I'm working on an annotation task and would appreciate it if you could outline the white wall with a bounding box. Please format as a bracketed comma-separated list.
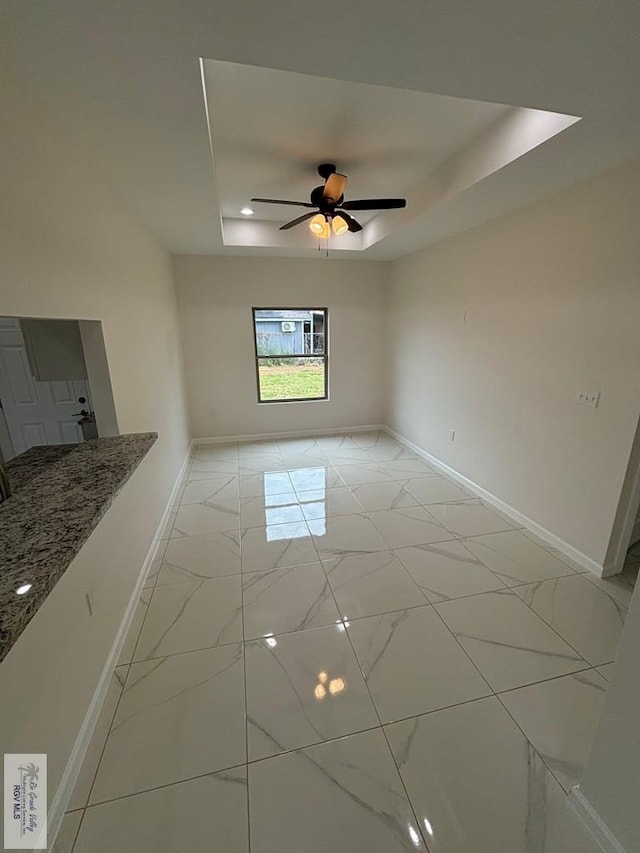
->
[579, 577, 640, 851]
[173, 255, 389, 438]
[386, 159, 640, 569]
[0, 63, 189, 461]
[0, 58, 190, 813]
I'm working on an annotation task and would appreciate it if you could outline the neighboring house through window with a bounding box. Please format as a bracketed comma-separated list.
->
[252, 308, 328, 402]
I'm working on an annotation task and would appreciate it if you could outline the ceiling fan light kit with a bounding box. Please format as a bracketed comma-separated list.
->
[331, 214, 349, 236]
[309, 212, 330, 238]
[250, 163, 406, 241]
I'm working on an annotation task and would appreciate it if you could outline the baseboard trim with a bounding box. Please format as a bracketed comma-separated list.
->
[384, 426, 606, 577]
[193, 424, 386, 445]
[47, 443, 192, 843]
[569, 788, 627, 853]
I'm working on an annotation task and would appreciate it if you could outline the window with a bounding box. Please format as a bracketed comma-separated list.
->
[252, 308, 328, 403]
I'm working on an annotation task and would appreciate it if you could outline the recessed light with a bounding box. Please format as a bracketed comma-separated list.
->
[241, 207, 254, 216]
[16, 583, 32, 596]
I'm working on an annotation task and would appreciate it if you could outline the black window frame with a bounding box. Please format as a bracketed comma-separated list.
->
[252, 307, 329, 404]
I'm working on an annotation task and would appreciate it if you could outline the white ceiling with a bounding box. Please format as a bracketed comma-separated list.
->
[204, 60, 576, 253]
[205, 60, 509, 223]
[2, 1, 639, 260]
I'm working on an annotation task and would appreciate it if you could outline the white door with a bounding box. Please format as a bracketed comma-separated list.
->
[0, 318, 91, 459]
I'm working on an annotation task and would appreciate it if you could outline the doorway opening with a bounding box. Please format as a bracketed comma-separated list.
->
[600, 408, 640, 609]
[0, 316, 118, 461]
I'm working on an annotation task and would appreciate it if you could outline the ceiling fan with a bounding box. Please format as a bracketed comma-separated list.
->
[250, 163, 406, 238]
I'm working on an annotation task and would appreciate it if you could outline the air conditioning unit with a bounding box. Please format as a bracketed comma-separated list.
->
[281, 321, 296, 332]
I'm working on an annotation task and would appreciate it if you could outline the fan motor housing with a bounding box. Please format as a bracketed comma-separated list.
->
[310, 185, 343, 211]
[317, 163, 337, 180]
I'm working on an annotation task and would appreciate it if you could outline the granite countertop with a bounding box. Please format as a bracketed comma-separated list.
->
[0, 433, 157, 663]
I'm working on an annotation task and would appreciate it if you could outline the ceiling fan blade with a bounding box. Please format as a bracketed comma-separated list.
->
[336, 211, 362, 233]
[341, 198, 407, 211]
[251, 198, 315, 208]
[279, 211, 317, 230]
[323, 172, 347, 203]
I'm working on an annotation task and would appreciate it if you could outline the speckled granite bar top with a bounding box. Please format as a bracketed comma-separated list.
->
[0, 433, 157, 663]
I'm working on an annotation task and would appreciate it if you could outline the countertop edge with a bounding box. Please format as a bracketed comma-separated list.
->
[0, 432, 158, 663]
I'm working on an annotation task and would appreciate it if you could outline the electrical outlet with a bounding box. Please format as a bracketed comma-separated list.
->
[449, 429, 455, 442]
[575, 390, 601, 409]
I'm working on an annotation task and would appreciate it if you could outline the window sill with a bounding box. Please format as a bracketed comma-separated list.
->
[257, 397, 330, 405]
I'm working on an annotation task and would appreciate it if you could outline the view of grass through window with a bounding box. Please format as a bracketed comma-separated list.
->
[253, 308, 327, 402]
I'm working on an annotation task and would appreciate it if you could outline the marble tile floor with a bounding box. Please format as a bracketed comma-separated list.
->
[58, 433, 638, 852]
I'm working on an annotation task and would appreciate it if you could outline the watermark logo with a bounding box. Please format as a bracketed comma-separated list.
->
[4, 754, 47, 849]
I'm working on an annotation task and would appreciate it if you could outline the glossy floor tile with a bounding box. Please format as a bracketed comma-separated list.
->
[245, 624, 378, 761]
[133, 576, 242, 660]
[322, 445, 371, 463]
[76, 768, 249, 853]
[239, 470, 294, 498]
[286, 452, 336, 470]
[192, 444, 238, 460]
[402, 475, 471, 505]
[331, 462, 392, 486]
[242, 494, 305, 527]
[157, 530, 241, 584]
[348, 606, 491, 722]
[500, 670, 608, 792]
[280, 436, 328, 454]
[427, 499, 516, 538]
[242, 563, 339, 639]
[395, 540, 506, 602]
[239, 454, 286, 475]
[310, 513, 389, 558]
[379, 458, 438, 477]
[365, 444, 418, 462]
[462, 529, 578, 586]
[91, 645, 245, 803]
[71, 435, 630, 851]
[239, 492, 300, 528]
[68, 667, 128, 811]
[596, 662, 615, 681]
[513, 574, 626, 665]
[583, 561, 638, 610]
[386, 697, 569, 853]
[350, 430, 397, 448]
[190, 446, 239, 463]
[171, 500, 240, 536]
[180, 474, 239, 505]
[52, 811, 82, 853]
[543, 797, 609, 853]
[240, 522, 319, 571]
[289, 465, 346, 491]
[117, 589, 151, 666]
[520, 528, 587, 572]
[158, 506, 178, 539]
[143, 539, 167, 588]
[239, 440, 280, 456]
[298, 485, 363, 519]
[249, 728, 427, 852]
[324, 550, 427, 619]
[188, 457, 239, 478]
[349, 480, 417, 511]
[366, 505, 453, 548]
[436, 590, 586, 691]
